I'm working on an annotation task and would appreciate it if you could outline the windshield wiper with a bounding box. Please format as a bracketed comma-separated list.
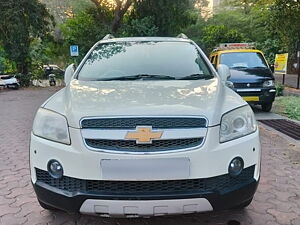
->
[96, 74, 176, 81]
[250, 66, 268, 69]
[230, 66, 248, 69]
[178, 74, 214, 80]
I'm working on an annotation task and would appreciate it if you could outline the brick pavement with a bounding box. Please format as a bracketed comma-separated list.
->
[0, 87, 299, 225]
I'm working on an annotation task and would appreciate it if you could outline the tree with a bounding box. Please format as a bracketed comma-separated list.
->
[201, 25, 245, 53]
[60, 8, 112, 62]
[0, 0, 53, 74]
[223, 0, 260, 14]
[90, 0, 133, 33]
[269, 0, 300, 70]
[131, 0, 197, 36]
[124, 16, 158, 37]
[0, 46, 15, 74]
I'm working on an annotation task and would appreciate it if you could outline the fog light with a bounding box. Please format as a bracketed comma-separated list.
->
[47, 160, 63, 179]
[228, 157, 244, 177]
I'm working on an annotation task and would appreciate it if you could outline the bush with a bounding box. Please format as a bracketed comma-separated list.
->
[275, 83, 284, 96]
[15, 73, 32, 87]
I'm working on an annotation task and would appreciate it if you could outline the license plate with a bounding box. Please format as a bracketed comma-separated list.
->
[243, 96, 259, 101]
[101, 158, 190, 180]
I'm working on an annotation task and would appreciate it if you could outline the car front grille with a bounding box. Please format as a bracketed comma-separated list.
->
[81, 117, 207, 152]
[234, 83, 262, 88]
[36, 166, 255, 197]
[85, 138, 203, 152]
[81, 117, 207, 129]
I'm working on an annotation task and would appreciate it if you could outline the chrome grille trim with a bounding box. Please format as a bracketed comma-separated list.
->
[80, 116, 208, 154]
[81, 127, 207, 140]
[85, 138, 204, 152]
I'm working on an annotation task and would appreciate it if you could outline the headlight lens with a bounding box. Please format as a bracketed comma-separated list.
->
[32, 108, 70, 144]
[263, 80, 274, 87]
[220, 105, 257, 143]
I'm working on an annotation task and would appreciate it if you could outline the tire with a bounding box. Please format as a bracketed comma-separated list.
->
[233, 198, 253, 209]
[261, 103, 272, 112]
[38, 200, 56, 210]
[12, 84, 19, 90]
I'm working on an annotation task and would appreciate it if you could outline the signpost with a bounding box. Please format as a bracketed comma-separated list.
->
[297, 51, 300, 89]
[274, 53, 288, 84]
[70, 45, 79, 57]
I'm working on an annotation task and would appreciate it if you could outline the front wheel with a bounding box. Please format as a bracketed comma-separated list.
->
[261, 103, 273, 112]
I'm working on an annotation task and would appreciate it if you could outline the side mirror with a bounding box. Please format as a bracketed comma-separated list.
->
[217, 64, 231, 82]
[64, 64, 75, 85]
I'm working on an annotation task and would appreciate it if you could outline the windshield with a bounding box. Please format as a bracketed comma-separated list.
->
[77, 41, 213, 81]
[220, 52, 268, 69]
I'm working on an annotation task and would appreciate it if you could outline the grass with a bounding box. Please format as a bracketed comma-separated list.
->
[273, 96, 300, 121]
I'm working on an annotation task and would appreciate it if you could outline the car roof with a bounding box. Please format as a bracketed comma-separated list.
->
[98, 36, 192, 44]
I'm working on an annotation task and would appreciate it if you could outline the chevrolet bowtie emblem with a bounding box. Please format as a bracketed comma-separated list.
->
[125, 126, 163, 144]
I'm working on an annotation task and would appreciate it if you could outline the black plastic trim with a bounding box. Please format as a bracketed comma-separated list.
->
[33, 178, 259, 213]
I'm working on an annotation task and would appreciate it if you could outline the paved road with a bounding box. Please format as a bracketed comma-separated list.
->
[0, 87, 300, 225]
[274, 73, 300, 89]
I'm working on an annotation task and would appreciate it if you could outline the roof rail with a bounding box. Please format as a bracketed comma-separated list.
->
[102, 34, 115, 40]
[215, 43, 256, 51]
[176, 33, 189, 39]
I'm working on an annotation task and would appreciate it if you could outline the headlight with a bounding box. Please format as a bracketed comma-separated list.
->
[32, 108, 70, 144]
[263, 80, 274, 87]
[220, 105, 257, 143]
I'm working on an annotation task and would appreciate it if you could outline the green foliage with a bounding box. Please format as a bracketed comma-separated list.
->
[60, 8, 111, 62]
[132, 0, 197, 36]
[0, 46, 15, 74]
[182, 18, 206, 47]
[223, 0, 260, 14]
[201, 25, 245, 53]
[183, 1, 294, 63]
[275, 83, 284, 96]
[15, 73, 32, 87]
[124, 16, 158, 37]
[39, 0, 93, 24]
[274, 96, 300, 121]
[256, 39, 284, 64]
[0, 0, 54, 74]
[269, 0, 300, 69]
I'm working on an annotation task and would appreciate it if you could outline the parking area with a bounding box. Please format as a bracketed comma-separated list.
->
[0, 87, 299, 225]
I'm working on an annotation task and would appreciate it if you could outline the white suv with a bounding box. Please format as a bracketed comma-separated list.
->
[30, 35, 260, 217]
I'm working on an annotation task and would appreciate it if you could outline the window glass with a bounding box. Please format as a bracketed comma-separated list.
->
[220, 52, 268, 69]
[77, 41, 213, 81]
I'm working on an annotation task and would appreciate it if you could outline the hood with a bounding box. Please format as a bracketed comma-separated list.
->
[43, 79, 246, 128]
[229, 68, 274, 83]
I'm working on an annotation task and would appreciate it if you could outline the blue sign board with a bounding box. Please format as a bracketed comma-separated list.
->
[70, 45, 79, 56]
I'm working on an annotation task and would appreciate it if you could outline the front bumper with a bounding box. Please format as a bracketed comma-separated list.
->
[235, 88, 276, 104]
[33, 173, 258, 216]
[30, 126, 261, 216]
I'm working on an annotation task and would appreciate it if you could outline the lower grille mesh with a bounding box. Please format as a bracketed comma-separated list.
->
[36, 166, 255, 196]
[85, 138, 203, 152]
